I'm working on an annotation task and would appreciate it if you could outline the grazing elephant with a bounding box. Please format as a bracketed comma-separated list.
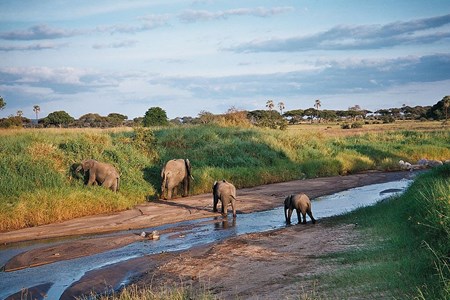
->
[213, 180, 237, 218]
[161, 159, 193, 200]
[284, 193, 316, 225]
[76, 159, 120, 192]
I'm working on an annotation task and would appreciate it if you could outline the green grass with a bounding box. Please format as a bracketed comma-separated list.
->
[0, 124, 449, 231]
[316, 164, 450, 299]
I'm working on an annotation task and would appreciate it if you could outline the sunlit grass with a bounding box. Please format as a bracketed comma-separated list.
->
[0, 123, 449, 231]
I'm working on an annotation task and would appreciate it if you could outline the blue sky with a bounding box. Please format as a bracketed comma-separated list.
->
[1, 0, 450, 120]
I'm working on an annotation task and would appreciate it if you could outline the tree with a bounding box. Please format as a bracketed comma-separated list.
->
[266, 100, 274, 111]
[443, 96, 450, 123]
[44, 111, 74, 127]
[33, 105, 40, 123]
[247, 110, 287, 130]
[16, 110, 23, 117]
[143, 107, 169, 127]
[197, 110, 216, 124]
[107, 113, 128, 126]
[278, 102, 285, 114]
[284, 109, 304, 124]
[425, 96, 450, 121]
[0, 96, 5, 110]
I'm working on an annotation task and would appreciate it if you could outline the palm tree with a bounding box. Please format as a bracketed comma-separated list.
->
[33, 105, 40, 124]
[266, 100, 274, 111]
[314, 99, 321, 110]
[278, 102, 285, 114]
[314, 99, 321, 122]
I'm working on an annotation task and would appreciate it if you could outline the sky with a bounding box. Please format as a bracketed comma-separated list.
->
[1, 0, 450, 120]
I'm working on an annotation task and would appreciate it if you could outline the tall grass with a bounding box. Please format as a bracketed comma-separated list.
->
[1, 125, 449, 231]
[318, 164, 450, 299]
[79, 284, 216, 300]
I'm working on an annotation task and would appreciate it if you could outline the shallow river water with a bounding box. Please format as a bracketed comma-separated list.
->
[0, 179, 411, 299]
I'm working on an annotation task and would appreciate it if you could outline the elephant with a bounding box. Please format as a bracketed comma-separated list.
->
[284, 193, 316, 225]
[213, 180, 237, 218]
[160, 159, 193, 200]
[75, 159, 120, 192]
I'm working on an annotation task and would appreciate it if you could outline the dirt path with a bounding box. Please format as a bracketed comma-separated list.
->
[1, 170, 414, 300]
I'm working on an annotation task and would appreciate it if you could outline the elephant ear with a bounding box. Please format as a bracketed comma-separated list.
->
[83, 159, 95, 171]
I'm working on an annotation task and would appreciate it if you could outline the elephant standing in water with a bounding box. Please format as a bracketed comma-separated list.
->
[284, 193, 316, 224]
[213, 180, 237, 218]
[161, 159, 193, 200]
[76, 159, 120, 192]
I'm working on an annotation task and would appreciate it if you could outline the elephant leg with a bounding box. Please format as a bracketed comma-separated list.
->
[230, 197, 236, 218]
[173, 186, 178, 198]
[222, 198, 229, 216]
[213, 196, 219, 212]
[307, 210, 316, 224]
[110, 178, 118, 192]
[301, 212, 307, 224]
[167, 186, 173, 200]
[287, 209, 293, 224]
[182, 178, 188, 197]
[87, 172, 96, 186]
[101, 177, 113, 190]
[296, 209, 302, 224]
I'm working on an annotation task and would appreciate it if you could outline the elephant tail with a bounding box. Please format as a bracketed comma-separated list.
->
[162, 171, 170, 190]
[184, 159, 194, 181]
[116, 176, 120, 192]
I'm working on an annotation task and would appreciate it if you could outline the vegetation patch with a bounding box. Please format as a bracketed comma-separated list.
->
[316, 165, 450, 299]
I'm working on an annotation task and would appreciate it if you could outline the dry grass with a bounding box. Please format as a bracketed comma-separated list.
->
[287, 120, 448, 137]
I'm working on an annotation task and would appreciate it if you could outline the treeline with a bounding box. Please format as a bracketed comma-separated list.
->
[1, 96, 449, 129]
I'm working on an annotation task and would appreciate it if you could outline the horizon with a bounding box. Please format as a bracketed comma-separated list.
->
[1, 1, 450, 120]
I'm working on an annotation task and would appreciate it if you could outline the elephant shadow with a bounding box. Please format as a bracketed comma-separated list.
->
[143, 165, 163, 199]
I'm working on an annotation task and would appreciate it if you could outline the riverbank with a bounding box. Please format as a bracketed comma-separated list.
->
[98, 166, 449, 300]
[0, 170, 411, 245]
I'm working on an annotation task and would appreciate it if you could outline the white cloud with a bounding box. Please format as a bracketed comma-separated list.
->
[178, 6, 294, 22]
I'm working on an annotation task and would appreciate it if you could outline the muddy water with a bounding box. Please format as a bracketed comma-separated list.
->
[0, 179, 411, 299]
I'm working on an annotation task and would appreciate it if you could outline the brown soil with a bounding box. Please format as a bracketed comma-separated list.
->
[1, 171, 413, 299]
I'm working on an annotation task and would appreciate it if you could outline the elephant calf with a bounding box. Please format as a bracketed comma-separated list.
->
[284, 193, 316, 225]
[76, 159, 120, 192]
[213, 180, 237, 218]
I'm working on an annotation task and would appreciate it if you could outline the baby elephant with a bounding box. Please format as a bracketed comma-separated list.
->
[213, 180, 237, 218]
[76, 159, 120, 192]
[284, 193, 316, 225]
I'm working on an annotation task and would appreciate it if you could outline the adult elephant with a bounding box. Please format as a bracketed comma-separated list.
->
[76, 159, 120, 192]
[213, 180, 237, 218]
[284, 193, 316, 224]
[160, 159, 193, 200]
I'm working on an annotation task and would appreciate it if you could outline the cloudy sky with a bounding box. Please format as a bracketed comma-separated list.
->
[1, 0, 450, 120]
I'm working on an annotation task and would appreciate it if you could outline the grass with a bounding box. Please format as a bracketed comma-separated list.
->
[315, 164, 450, 299]
[0, 122, 449, 231]
[78, 283, 216, 300]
